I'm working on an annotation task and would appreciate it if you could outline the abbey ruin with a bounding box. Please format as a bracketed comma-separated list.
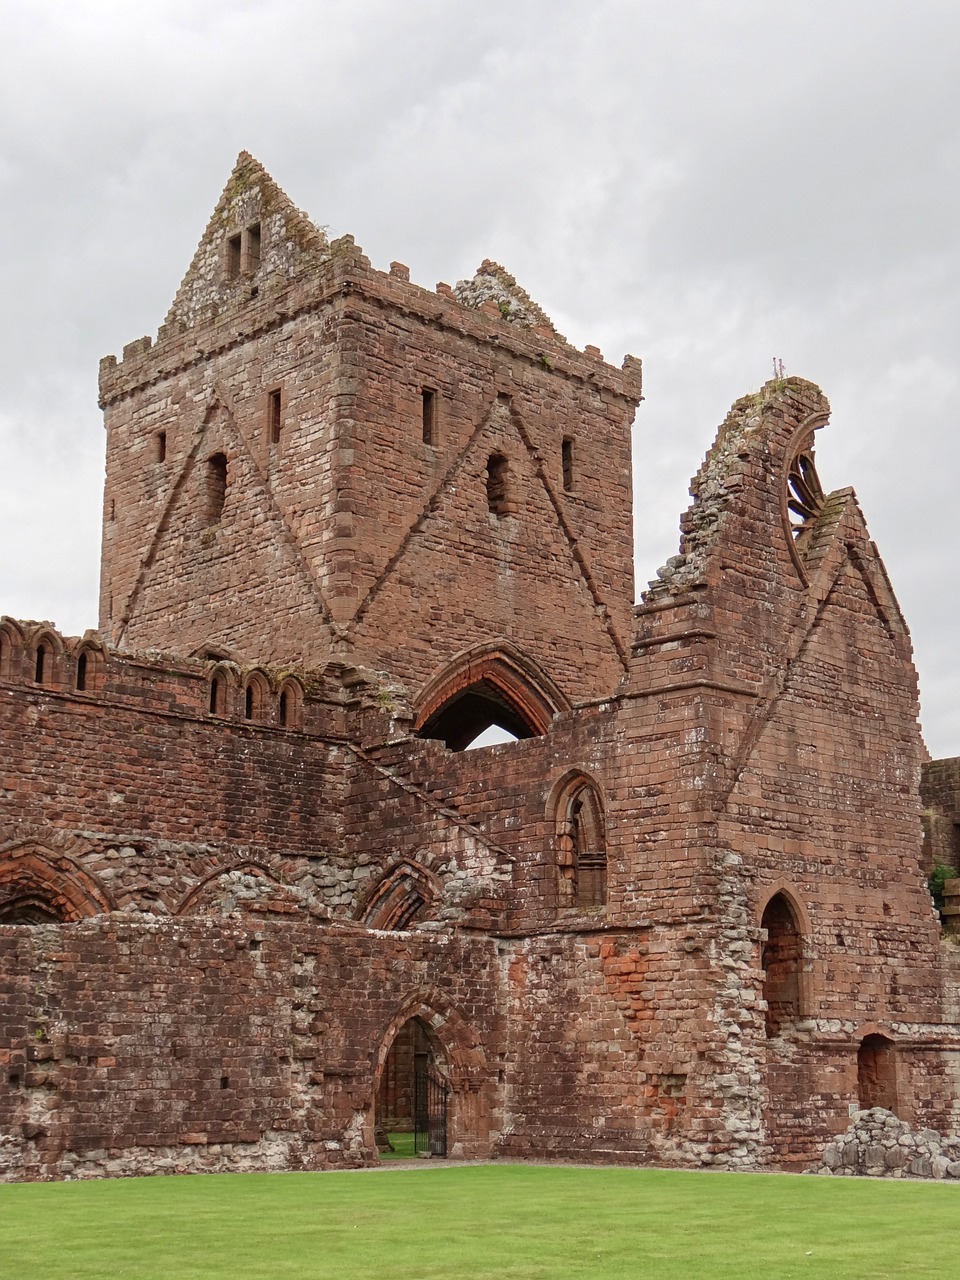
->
[3, 153, 960, 1180]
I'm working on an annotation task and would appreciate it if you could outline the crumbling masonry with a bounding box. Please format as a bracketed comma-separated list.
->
[3, 153, 960, 1180]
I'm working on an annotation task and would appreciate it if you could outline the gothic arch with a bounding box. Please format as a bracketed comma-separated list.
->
[207, 662, 239, 717]
[759, 888, 808, 1036]
[277, 676, 304, 729]
[175, 861, 291, 916]
[0, 618, 24, 679]
[778, 410, 830, 585]
[26, 626, 64, 688]
[242, 669, 272, 722]
[70, 636, 107, 693]
[370, 993, 489, 1156]
[548, 770, 607, 908]
[359, 861, 442, 931]
[0, 844, 114, 923]
[414, 642, 570, 750]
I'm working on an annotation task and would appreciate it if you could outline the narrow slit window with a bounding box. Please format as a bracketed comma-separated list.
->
[421, 388, 437, 445]
[34, 645, 46, 685]
[76, 652, 88, 691]
[245, 686, 254, 720]
[486, 453, 511, 517]
[156, 431, 167, 463]
[268, 390, 282, 445]
[226, 233, 242, 280]
[279, 690, 288, 726]
[209, 676, 222, 715]
[561, 437, 574, 492]
[205, 453, 227, 524]
[246, 223, 261, 273]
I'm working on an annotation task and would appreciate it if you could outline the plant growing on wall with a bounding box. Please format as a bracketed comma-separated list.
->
[928, 861, 958, 922]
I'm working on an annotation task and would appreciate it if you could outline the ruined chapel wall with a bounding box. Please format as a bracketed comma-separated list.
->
[0, 916, 502, 1181]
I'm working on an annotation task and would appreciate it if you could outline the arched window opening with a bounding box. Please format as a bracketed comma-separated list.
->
[857, 1034, 898, 1113]
[0, 897, 62, 925]
[34, 645, 46, 685]
[361, 862, 438, 932]
[561, 437, 574, 492]
[761, 893, 802, 1037]
[376, 1016, 449, 1158]
[555, 779, 606, 908]
[276, 679, 303, 730]
[418, 678, 538, 751]
[209, 675, 223, 715]
[486, 453, 513, 517]
[76, 651, 88, 692]
[204, 453, 228, 525]
[243, 675, 269, 723]
[0, 849, 112, 924]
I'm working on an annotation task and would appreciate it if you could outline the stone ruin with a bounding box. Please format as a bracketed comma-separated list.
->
[3, 153, 960, 1181]
[815, 1109, 960, 1180]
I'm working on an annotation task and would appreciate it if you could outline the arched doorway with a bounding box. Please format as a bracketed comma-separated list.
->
[760, 892, 803, 1037]
[376, 1016, 450, 1157]
[857, 1034, 898, 1113]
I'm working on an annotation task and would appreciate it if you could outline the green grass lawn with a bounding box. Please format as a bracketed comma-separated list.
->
[2, 1164, 959, 1279]
[379, 1130, 418, 1160]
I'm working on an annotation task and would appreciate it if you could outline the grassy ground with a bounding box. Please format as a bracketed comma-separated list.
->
[379, 1130, 417, 1160]
[2, 1164, 960, 1279]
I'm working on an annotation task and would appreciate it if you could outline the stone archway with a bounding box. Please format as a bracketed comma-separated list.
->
[375, 1016, 447, 1156]
[370, 999, 491, 1162]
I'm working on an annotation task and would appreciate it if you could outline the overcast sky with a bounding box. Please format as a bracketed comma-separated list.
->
[2, 0, 959, 754]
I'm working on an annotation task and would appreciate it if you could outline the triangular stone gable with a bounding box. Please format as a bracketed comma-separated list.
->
[162, 152, 331, 335]
[350, 397, 626, 701]
[122, 397, 334, 666]
[803, 489, 910, 645]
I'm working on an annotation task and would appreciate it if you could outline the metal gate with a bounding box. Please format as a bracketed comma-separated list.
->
[413, 1063, 449, 1156]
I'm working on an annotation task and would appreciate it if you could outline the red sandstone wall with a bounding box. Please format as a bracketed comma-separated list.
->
[0, 917, 501, 1180]
[98, 154, 640, 704]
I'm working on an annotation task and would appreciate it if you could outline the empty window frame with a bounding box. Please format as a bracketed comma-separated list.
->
[209, 675, 224, 715]
[34, 645, 47, 685]
[421, 388, 437, 445]
[76, 651, 88, 691]
[226, 233, 243, 280]
[277, 680, 303, 729]
[156, 431, 167, 463]
[561, 437, 574, 492]
[225, 223, 262, 280]
[205, 453, 228, 524]
[246, 222, 261, 272]
[761, 893, 803, 1036]
[486, 453, 512, 517]
[268, 389, 282, 445]
[556, 781, 606, 908]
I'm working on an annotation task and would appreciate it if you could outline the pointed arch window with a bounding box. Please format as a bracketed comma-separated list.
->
[554, 776, 606, 908]
[415, 645, 567, 752]
[360, 862, 439, 931]
[761, 893, 804, 1036]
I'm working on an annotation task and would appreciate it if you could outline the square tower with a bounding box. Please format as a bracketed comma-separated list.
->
[98, 154, 642, 704]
